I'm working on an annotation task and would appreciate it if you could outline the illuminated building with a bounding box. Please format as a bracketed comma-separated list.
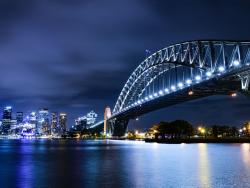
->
[51, 112, 58, 134]
[16, 112, 23, 125]
[59, 113, 67, 134]
[75, 117, 87, 131]
[2, 106, 12, 134]
[28, 111, 37, 134]
[37, 108, 50, 135]
[86, 111, 98, 125]
[74, 111, 97, 131]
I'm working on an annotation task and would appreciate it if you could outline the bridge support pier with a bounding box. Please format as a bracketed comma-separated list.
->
[240, 74, 250, 91]
[108, 118, 129, 137]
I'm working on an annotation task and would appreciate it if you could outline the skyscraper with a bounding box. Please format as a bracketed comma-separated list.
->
[59, 113, 67, 134]
[37, 108, 50, 135]
[29, 112, 37, 134]
[2, 106, 12, 134]
[16, 112, 23, 125]
[51, 112, 58, 135]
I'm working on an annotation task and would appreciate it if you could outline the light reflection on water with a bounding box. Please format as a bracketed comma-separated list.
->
[0, 140, 250, 187]
[198, 143, 210, 188]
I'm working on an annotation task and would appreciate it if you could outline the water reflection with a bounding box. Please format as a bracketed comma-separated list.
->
[198, 144, 211, 187]
[241, 143, 250, 171]
[0, 140, 250, 187]
[17, 141, 34, 188]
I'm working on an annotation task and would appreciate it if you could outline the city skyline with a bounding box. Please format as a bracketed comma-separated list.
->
[0, 105, 98, 136]
[1, 1, 250, 128]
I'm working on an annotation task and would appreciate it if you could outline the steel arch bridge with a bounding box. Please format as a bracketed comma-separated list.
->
[92, 40, 250, 136]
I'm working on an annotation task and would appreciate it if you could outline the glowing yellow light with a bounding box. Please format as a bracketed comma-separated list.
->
[188, 90, 194, 96]
[230, 92, 237, 97]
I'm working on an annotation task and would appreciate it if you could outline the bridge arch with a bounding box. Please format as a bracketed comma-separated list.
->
[113, 41, 250, 114]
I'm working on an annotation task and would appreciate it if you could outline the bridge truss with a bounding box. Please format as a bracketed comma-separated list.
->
[113, 41, 250, 115]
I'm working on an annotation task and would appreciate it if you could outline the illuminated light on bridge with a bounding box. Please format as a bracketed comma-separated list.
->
[164, 88, 169, 93]
[230, 92, 237, 97]
[153, 93, 158, 97]
[218, 66, 225, 72]
[233, 60, 240, 66]
[188, 90, 194, 96]
[159, 90, 164, 95]
[195, 75, 201, 81]
[91, 40, 250, 136]
[171, 85, 176, 91]
[178, 82, 184, 88]
[206, 71, 212, 77]
[186, 79, 192, 85]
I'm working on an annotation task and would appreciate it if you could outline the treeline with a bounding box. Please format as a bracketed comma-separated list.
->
[147, 120, 242, 139]
[148, 120, 193, 139]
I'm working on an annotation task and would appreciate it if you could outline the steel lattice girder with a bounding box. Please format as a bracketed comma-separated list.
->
[113, 41, 250, 113]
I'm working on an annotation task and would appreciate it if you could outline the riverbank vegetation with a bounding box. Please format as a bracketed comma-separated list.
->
[144, 120, 250, 143]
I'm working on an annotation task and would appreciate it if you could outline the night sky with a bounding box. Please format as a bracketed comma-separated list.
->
[1, 0, 250, 128]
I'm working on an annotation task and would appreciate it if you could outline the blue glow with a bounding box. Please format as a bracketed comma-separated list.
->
[195, 75, 201, 81]
[153, 93, 158, 97]
[158, 90, 163, 95]
[233, 60, 240, 66]
[218, 66, 225, 72]
[164, 88, 169, 93]
[186, 79, 192, 84]
[171, 85, 176, 90]
[178, 82, 183, 88]
[206, 71, 212, 77]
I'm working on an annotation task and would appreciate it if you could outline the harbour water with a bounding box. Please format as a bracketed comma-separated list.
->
[0, 139, 250, 188]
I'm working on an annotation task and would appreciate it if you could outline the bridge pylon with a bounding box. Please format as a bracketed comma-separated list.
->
[240, 75, 250, 91]
[104, 106, 111, 137]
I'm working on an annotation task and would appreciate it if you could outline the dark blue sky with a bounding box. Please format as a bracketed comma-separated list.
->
[1, 0, 250, 128]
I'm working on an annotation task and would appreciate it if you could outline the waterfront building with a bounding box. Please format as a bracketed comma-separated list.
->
[75, 117, 87, 131]
[37, 108, 50, 135]
[86, 111, 98, 126]
[74, 111, 98, 131]
[2, 106, 12, 134]
[59, 113, 67, 134]
[51, 112, 58, 135]
[16, 112, 23, 125]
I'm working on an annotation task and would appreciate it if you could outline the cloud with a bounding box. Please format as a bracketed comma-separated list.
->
[0, 0, 250, 126]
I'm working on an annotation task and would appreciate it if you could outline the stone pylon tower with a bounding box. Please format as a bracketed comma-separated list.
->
[104, 106, 111, 136]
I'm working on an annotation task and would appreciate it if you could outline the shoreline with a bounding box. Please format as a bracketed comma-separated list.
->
[145, 138, 250, 144]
